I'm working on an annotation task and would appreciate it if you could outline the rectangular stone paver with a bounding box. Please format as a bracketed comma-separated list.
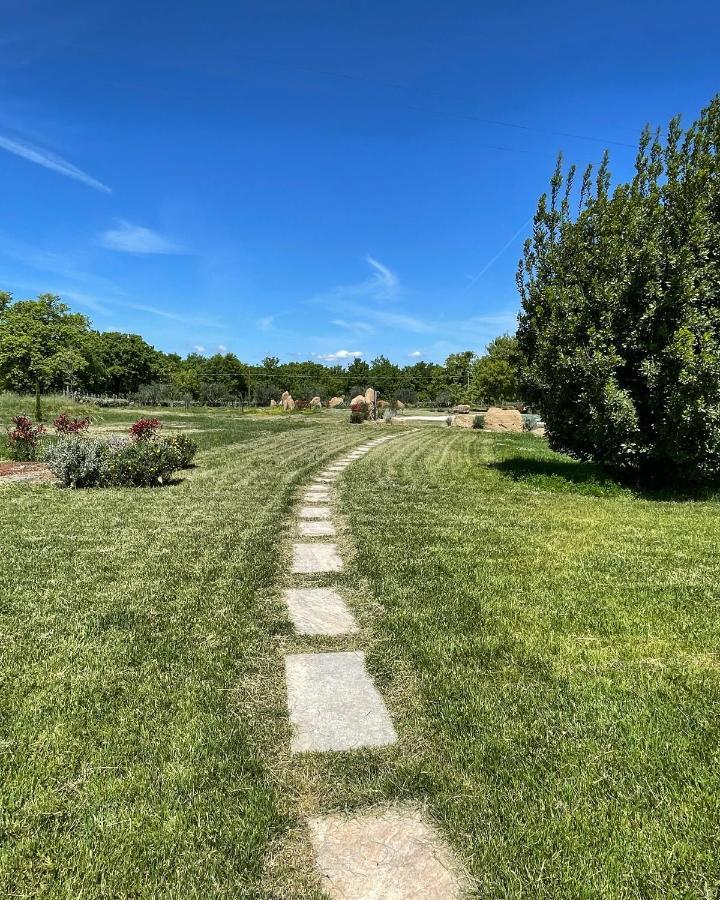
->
[292, 543, 343, 574]
[308, 807, 468, 899]
[298, 520, 336, 537]
[304, 490, 330, 503]
[285, 651, 397, 752]
[283, 587, 358, 635]
[299, 505, 331, 519]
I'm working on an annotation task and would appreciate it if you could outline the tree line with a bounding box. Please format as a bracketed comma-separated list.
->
[0, 291, 522, 410]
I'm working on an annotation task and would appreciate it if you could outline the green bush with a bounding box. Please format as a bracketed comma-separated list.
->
[43, 436, 111, 487]
[518, 95, 720, 485]
[165, 433, 198, 468]
[473, 415, 485, 430]
[44, 433, 197, 488]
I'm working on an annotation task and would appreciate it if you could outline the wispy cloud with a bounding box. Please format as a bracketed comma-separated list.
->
[0, 134, 111, 193]
[257, 315, 275, 330]
[408, 350, 422, 357]
[218, 344, 228, 353]
[332, 318, 375, 335]
[194, 345, 206, 353]
[315, 349, 364, 362]
[99, 220, 179, 255]
[365, 255, 399, 297]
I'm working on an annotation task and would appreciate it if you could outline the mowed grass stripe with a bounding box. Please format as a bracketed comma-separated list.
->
[0, 411, 369, 897]
[332, 427, 720, 898]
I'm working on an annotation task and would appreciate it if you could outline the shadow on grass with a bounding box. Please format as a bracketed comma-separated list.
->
[491, 455, 720, 502]
[491, 455, 627, 498]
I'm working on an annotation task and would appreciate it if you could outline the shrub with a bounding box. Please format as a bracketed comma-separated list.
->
[106, 439, 181, 486]
[43, 436, 109, 487]
[521, 413, 541, 432]
[44, 431, 195, 488]
[350, 400, 368, 424]
[6, 415, 46, 460]
[473, 415, 485, 429]
[164, 434, 198, 468]
[518, 95, 720, 485]
[53, 413, 90, 435]
[130, 418, 161, 441]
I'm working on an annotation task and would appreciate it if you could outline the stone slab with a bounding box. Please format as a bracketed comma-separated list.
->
[308, 807, 467, 899]
[283, 587, 358, 635]
[304, 490, 330, 503]
[298, 520, 336, 537]
[299, 505, 331, 519]
[285, 651, 397, 752]
[292, 543, 343, 574]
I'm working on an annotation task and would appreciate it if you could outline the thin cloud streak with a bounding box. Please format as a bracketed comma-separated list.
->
[99, 220, 180, 254]
[465, 217, 533, 289]
[0, 134, 111, 193]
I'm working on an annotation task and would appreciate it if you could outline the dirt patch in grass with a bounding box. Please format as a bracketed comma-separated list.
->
[0, 461, 54, 484]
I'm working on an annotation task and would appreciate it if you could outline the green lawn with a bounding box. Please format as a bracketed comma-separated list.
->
[1, 406, 719, 897]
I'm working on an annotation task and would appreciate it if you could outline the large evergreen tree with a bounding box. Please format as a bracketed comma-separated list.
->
[517, 95, 720, 485]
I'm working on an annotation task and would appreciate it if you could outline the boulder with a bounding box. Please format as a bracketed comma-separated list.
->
[377, 399, 389, 411]
[281, 391, 295, 411]
[395, 400, 405, 410]
[328, 396, 344, 408]
[484, 407, 523, 432]
[270, 399, 277, 407]
[310, 396, 322, 408]
[351, 394, 366, 407]
[452, 404, 471, 414]
[364, 387, 377, 406]
[453, 414, 475, 429]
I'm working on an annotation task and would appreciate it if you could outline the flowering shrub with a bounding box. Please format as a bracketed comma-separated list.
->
[53, 413, 90, 435]
[44, 430, 197, 488]
[164, 434, 198, 468]
[130, 418, 161, 441]
[6, 415, 46, 460]
[349, 400, 368, 424]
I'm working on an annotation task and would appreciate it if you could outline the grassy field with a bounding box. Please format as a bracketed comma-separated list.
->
[1, 401, 719, 897]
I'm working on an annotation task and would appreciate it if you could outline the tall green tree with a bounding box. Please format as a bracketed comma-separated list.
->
[467, 335, 521, 404]
[0, 294, 91, 419]
[517, 94, 720, 485]
[88, 331, 163, 394]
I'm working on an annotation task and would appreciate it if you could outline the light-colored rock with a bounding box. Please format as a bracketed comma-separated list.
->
[310, 396, 322, 408]
[283, 588, 358, 636]
[530, 424, 546, 438]
[453, 413, 475, 429]
[285, 651, 396, 752]
[452, 404, 471, 414]
[270, 398, 277, 407]
[350, 394, 366, 407]
[484, 406, 523, 432]
[308, 807, 468, 899]
[292, 543, 343, 574]
[377, 399, 389, 411]
[364, 387, 377, 406]
[396, 400, 405, 410]
[299, 505, 331, 519]
[298, 520, 336, 537]
[328, 396, 344, 408]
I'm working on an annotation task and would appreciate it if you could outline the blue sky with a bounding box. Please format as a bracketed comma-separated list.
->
[2, 0, 719, 365]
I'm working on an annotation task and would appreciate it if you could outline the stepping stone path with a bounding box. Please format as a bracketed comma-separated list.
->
[309, 807, 468, 899]
[279, 431, 465, 897]
[285, 651, 397, 752]
[284, 587, 358, 636]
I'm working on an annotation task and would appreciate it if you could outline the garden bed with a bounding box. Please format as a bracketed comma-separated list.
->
[0, 461, 54, 484]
